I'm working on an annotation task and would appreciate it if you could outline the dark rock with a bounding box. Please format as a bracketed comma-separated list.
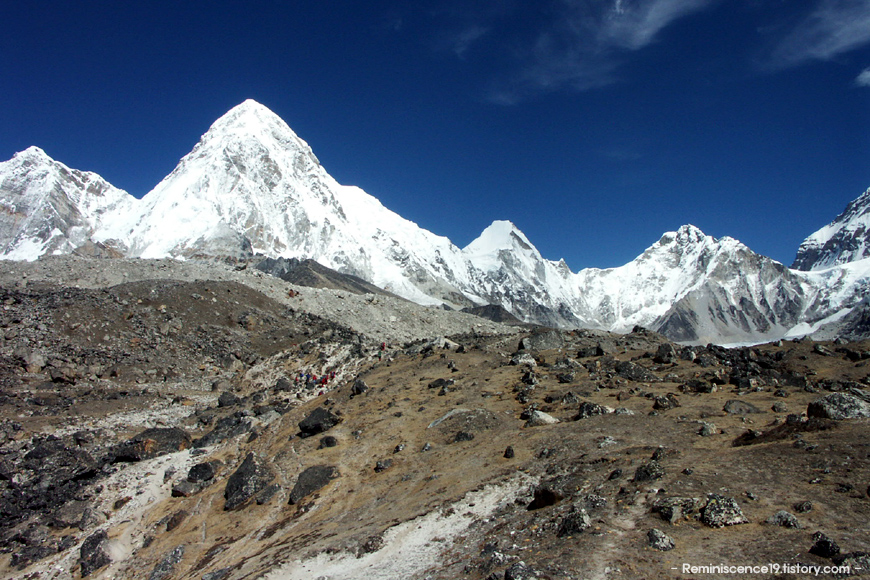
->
[217, 391, 241, 407]
[318, 435, 338, 449]
[810, 531, 841, 558]
[428, 377, 455, 390]
[832, 552, 870, 574]
[793, 501, 813, 513]
[575, 401, 611, 420]
[654, 343, 678, 364]
[188, 460, 221, 483]
[557, 507, 591, 537]
[194, 415, 254, 447]
[653, 497, 698, 523]
[647, 528, 675, 551]
[256, 483, 281, 505]
[701, 494, 748, 527]
[633, 460, 665, 483]
[653, 394, 681, 411]
[374, 459, 392, 472]
[723, 400, 763, 415]
[771, 401, 789, 413]
[807, 393, 870, 420]
[171, 480, 200, 498]
[615, 361, 660, 382]
[79, 530, 111, 577]
[288, 465, 339, 505]
[224, 453, 275, 511]
[504, 446, 515, 459]
[766, 510, 800, 528]
[453, 431, 475, 442]
[679, 379, 715, 394]
[113, 427, 192, 462]
[149, 545, 185, 580]
[298, 407, 342, 437]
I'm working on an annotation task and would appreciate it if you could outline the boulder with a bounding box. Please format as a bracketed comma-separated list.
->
[524, 410, 560, 427]
[633, 460, 665, 483]
[112, 428, 192, 462]
[574, 401, 612, 420]
[79, 530, 111, 577]
[701, 494, 748, 528]
[766, 510, 800, 528]
[810, 532, 840, 558]
[807, 393, 870, 420]
[556, 507, 591, 537]
[224, 453, 276, 511]
[288, 465, 339, 505]
[298, 407, 342, 437]
[647, 528, 675, 551]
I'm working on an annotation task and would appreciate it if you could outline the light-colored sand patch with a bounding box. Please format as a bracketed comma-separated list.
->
[264, 472, 536, 580]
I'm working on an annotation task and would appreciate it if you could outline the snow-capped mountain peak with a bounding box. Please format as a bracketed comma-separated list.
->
[792, 187, 870, 271]
[2, 101, 869, 344]
[0, 146, 134, 259]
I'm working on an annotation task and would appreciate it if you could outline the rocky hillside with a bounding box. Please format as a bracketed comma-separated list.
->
[0, 257, 868, 580]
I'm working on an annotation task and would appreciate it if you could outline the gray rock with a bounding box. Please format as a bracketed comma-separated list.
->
[654, 343, 677, 364]
[509, 353, 537, 367]
[647, 528, 675, 551]
[807, 393, 870, 420]
[524, 410, 560, 427]
[766, 510, 800, 528]
[701, 494, 748, 527]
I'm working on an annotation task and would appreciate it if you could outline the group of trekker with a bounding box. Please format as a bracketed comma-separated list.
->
[295, 370, 335, 388]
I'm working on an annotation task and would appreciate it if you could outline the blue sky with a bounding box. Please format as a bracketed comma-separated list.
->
[2, 1, 869, 269]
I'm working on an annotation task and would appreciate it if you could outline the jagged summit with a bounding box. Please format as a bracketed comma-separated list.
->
[0, 147, 133, 259]
[793, 187, 870, 271]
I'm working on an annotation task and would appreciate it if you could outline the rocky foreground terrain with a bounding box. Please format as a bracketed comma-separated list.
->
[0, 256, 868, 580]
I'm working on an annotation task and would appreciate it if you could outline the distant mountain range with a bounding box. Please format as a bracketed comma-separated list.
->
[2, 100, 868, 344]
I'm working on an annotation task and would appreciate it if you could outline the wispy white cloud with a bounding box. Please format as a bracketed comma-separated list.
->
[857, 67, 870, 86]
[451, 25, 490, 58]
[488, 0, 719, 103]
[766, 0, 870, 69]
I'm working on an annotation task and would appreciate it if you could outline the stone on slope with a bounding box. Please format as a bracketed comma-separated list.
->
[288, 465, 340, 505]
[224, 453, 275, 511]
[807, 392, 870, 420]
